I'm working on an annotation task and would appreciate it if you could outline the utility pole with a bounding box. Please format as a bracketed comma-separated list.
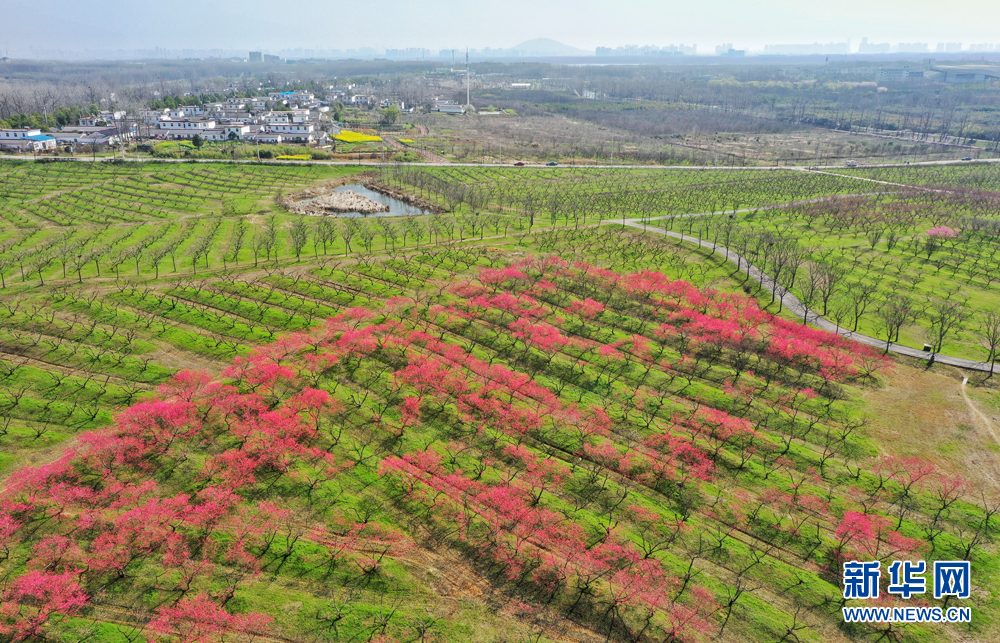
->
[499, 138, 502, 165]
[466, 48, 470, 108]
[610, 134, 614, 166]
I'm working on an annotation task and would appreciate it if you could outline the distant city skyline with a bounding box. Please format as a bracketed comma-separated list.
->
[4, 0, 1000, 60]
[12, 39, 1000, 63]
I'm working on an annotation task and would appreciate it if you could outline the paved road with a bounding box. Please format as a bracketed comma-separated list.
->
[617, 218, 996, 373]
[1, 155, 997, 171]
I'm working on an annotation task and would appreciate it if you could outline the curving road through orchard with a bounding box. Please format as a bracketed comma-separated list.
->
[616, 212, 996, 373]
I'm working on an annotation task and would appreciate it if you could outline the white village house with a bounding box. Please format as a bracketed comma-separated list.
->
[78, 110, 125, 127]
[50, 127, 124, 147]
[139, 109, 169, 124]
[264, 122, 318, 143]
[156, 124, 254, 142]
[157, 119, 218, 138]
[0, 128, 57, 151]
[264, 112, 293, 125]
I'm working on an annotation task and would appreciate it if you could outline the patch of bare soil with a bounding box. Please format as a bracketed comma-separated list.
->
[0, 437, 78, 485]
[397, 542, 604, 643]
[283, 189, 389, 216]
[862, 362, 1000, 500]
[281, 176, 445, 216]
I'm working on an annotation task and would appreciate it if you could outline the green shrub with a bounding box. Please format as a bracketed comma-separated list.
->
[393, 151, 421, 163]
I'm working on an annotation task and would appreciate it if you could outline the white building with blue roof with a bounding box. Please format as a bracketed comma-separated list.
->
[0, 128, 57, 151]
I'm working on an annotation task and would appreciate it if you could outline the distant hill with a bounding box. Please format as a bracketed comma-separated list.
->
[509, 37, 591, 56]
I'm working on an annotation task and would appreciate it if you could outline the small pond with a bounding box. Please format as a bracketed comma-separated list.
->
[330, 184, 431, 218]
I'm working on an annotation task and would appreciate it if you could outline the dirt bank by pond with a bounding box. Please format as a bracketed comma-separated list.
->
[283, 189, 390, 216]
[281, 174, 445, 216]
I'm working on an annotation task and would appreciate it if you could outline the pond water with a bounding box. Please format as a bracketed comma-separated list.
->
[330, 184, 431, 218]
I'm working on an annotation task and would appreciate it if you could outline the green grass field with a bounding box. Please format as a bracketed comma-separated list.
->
[1, 160, 1000, 643]
[681, 184, 1000, 360]
[379, 166, 868, 224]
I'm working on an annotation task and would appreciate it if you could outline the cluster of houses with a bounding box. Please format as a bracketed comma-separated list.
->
[1, 108, 139, 152]
[0, 90, 337, 152]
[139, 91, 334, 144]
[0, 128, 59, 152]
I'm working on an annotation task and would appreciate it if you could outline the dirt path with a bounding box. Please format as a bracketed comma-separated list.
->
[0, 437, 78, 484]
[798, 167, 938, 191]
[383, 134, 449, 164]
[149, 341, 226, 374]
[395, 542, 603, 643]
[961, 377, 1000, 447]
[956, 376, 1000, 502]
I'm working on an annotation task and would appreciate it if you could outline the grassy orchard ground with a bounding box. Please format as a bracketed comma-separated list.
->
[833, 164, 1000, 190]
[0, 221, 734, 480]
[2, 161, 1000, 642]
[5, 229, 1000, 643]
[1, 160, 997, 463]
[683, 186, 1000, 360]
[0, 160, 351, 472]
[1, 225, 1000, 643]
[0, 161, 875, 461]
[376, 163, 1000, 360]
[0, 160, 996, 476]
[377, 165, 870, 225]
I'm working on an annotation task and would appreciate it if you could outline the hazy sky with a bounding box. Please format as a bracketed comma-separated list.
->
[7, 0, 1000, 54]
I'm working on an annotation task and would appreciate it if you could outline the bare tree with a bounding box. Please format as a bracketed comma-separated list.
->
[874, 295, 916, 354]
[797, 263, 823, 324]
[847, 280, 879, 332]
[925, 297, 970, 359]
[289, 218, 309, 261]
[977, 307, 1000, 377]
[814, 260, 845, 316]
